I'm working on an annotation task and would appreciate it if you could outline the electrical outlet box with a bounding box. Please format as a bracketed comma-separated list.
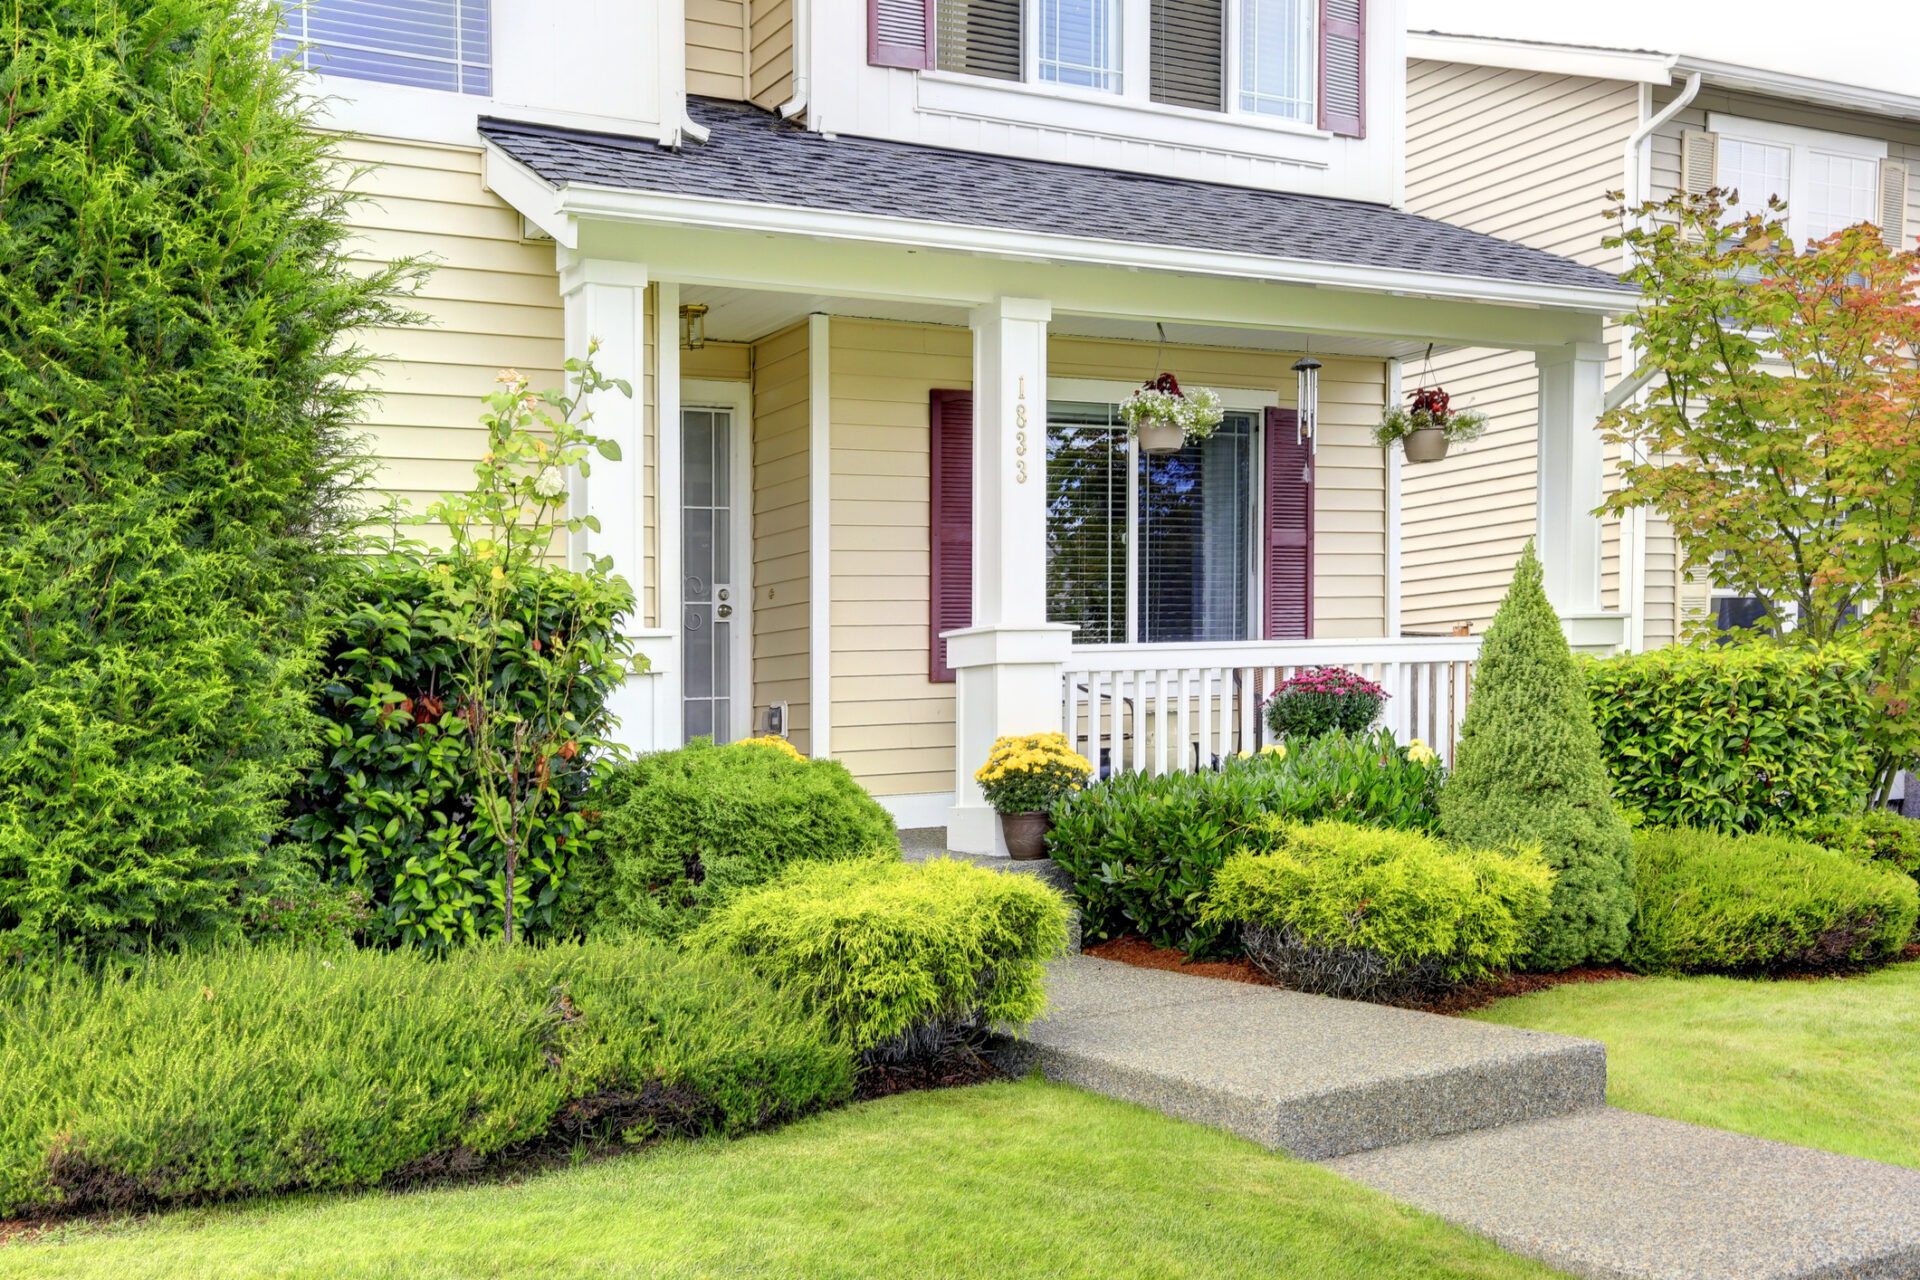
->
[764, 702, 788, 737]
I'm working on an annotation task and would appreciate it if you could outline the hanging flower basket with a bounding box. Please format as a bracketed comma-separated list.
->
[1373, 386, 1487, 463]
[1119, 373, 1225, 454]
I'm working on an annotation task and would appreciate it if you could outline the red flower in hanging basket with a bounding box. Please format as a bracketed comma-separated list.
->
[1144, 372, 1184, 397]
[1407, 386, 1452, 420]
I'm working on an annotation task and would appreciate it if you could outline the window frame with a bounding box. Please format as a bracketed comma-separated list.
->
[275, 0, 493, 98]
[1045, 377, 1276, 646]
[1708, 113, 1888, 246]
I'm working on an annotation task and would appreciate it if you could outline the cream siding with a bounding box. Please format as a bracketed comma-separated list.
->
[1401, 61, 1639, 635]
[752, 322, 813, 754]
[749, 0, 796, 110]
[687, 0, 749, 101]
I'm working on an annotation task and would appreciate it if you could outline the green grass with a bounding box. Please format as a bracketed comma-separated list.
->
[0, 1079, 1559, 1280]
[1472, 961, 1920, 1168]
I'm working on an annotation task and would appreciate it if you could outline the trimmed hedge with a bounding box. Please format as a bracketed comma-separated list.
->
[570, 739, 899, 939]
[1627, 827, 1918, 975]
[1786, 809, 1920, 893]
[1203, 821, 1553, 1002]
[692, 857, 1069, 1055]
[1582, 645, 1875, 831]
[0, 941, 851, 1218]
[1047, 732, 1443, 958]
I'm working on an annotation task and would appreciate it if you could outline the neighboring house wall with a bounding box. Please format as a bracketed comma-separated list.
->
[752, 322, 813, 754]
[1400, 59, 1638, 634]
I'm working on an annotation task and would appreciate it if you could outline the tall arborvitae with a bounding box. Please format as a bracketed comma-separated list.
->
[1439, 543, 1635, 969]
[0, 0, 416, 954]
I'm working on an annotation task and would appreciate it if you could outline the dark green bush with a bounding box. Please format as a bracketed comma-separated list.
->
[1047, 731, 1444, 958]
[288, 556, 632, 947]
[573, 740, 900, 939]
[241, 870, 371, 950]
[1203, 821, 1553, 1001]
[1785, 809, 1920, 891]
[1583, 644, 1875, 830]
[0, 940, 851, 1217]
[0, 0, 414, 956]
[1440, 544, 1636, 971]
[692, 858, 1068, 1054]
[1628, 827, 1918, 974]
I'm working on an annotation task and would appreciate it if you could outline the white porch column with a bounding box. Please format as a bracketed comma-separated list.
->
[1535, 342, 1626, 653]
[560, 255, 678, 750]
[947, 297, 1075, 856]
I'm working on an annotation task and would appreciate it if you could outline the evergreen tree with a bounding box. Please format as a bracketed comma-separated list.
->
[1439, 543, 1635, 969]
[0, 0, 415, 955]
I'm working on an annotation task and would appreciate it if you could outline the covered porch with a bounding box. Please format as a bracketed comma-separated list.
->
[479, 101, 1633, 853]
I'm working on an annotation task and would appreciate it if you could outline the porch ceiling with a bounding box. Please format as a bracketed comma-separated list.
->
[684, 284, 1453, 360]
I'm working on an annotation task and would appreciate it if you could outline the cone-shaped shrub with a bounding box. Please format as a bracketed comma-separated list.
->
[1439, 543, 1634, 969]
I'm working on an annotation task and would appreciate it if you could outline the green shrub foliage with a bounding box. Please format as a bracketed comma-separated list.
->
[289, 558, 632, 947]
[1439, 544, 1635, 971]
[692, 858, 1069, 1054]
[0, 940, 851, 1217]
[1778, 809, 1920, 896]
[1583, 645, 1875, 830]
[1047, 731, 1444, 958]
[0, 0, 414, 955]
[575, 740, 900, 939]
[1628, 827, 1918, 974]
[1203, 821, 1553, 1001]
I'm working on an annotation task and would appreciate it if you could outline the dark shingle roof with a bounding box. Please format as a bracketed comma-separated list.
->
[480, 97, 1631, 296]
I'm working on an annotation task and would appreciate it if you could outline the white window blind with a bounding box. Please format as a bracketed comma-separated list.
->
[1806, 151, 1881, 240]
[936, 0, 1022, 80]
[275, 0, 492, 96]
[1239, 0, 1314, 123]
[1039, 0, 1122, 93]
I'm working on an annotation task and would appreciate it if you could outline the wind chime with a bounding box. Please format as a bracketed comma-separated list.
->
[1290, 349, 1322, 483]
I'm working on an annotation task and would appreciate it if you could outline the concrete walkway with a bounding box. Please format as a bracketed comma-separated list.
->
[996, 955, 1920, 1280]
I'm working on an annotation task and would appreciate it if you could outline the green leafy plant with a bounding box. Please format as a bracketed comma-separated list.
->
[1440, 543, 1636, 971]
[1047, 730, 1444, 958]
[0, 940, 852, 1218]
[1783, 809, 1920, 894]
[0, 0, 417, 957]
[974, 732, 1094, 814]
[241, 871, 372, 951]
[691, 857, 1069, 1055]
[1203, 821, 1553, 1002]
[1262, 666, 1389, 741]
[1582, 644, 1875, 831]
[571, 739, 900, 940]
[1627, 827, 1918, 975]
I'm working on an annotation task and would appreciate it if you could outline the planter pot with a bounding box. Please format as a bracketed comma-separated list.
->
[1135, 422, 1187, 454]
[1400, 427, 1451, 464]
[1000, 811, 1052, 860]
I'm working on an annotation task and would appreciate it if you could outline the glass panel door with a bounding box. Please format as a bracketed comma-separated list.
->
[682, 408, 736, 743]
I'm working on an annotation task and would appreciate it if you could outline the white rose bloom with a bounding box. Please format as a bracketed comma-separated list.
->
[532, 465, 567, 499]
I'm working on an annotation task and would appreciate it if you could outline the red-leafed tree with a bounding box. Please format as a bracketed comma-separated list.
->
[1602, 189, 1920, 801]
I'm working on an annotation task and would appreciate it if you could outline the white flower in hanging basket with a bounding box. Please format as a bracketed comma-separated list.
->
[1373, 385, 1488, 463]
[1118, 374, 1226, 450]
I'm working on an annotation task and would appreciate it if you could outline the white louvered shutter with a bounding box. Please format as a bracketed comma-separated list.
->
[1680, 128, 1719, 194]
[1317, 0, 1364, 138]
[1880, 159, 1911, 251]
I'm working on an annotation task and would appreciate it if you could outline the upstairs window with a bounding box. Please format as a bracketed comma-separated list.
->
[1694, 116, 1890, 246]
[275, 0, 493, 96]
[1239, 0, 1315, 123]
[1039, 0, 1123, 93]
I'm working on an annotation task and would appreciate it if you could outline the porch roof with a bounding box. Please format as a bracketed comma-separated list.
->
[479, 98, 1633, 302]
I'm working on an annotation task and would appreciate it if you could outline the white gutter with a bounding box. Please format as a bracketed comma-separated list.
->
[1623, 72, 1700, 223]
[776, 0, 810, 120]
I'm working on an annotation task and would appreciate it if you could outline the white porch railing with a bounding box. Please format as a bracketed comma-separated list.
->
[1062, 637, 1481, 777]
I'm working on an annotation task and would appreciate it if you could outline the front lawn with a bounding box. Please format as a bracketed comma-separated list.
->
[0, 1079, 1559, 1280]
[1472, 960, 1920, 1168]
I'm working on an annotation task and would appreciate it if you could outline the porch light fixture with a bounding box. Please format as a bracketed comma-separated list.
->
[679, 303, 709, 350]
[1291, 355, 1322, 462]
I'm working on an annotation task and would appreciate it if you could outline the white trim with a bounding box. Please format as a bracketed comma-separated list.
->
[807, 313, 833, 760]
[541, 182, 1635, 317]
[655, 280, 685, 741]
[1048, 376, 1277, 412]
[1676, 56, 1920, 125]
[682, 378, 756, 742]
[1385, 356, 1402, 638]
[1406, 31, 1675, 86]
[877, 791, 958, 830]
[1706, 113, 1888, 162]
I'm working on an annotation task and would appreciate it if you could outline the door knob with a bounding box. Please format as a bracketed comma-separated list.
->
[717, 603, 733, 619]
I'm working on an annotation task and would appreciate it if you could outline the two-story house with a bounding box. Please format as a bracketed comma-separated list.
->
[285, 1, 1631, 853]
[1400, 31, 1919, 650]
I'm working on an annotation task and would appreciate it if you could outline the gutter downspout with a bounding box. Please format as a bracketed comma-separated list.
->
[1611, 70, 1700, 652]
[776, 0, 811, 121]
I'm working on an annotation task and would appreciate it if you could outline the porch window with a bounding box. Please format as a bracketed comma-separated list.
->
[1044, 403, 1258, 645]
[275, 0, 493, 96]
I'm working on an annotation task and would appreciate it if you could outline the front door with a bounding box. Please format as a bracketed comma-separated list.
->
[682, 406, 739, 742]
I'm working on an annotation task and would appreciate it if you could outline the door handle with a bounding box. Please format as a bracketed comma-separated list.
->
[717, 603, 733, 619]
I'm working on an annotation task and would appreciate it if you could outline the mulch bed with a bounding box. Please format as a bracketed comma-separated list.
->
[854, 1048, 1006, 1101]
[1086, 934, 1640, 1015]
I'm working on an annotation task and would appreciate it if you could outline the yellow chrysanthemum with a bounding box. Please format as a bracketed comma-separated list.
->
[737, 734, 805, 761]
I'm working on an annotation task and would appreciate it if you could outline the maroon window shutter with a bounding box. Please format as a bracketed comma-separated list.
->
[929, 389, 974, 682]
[870, 0, 935, 69]
[1317, 0, 1364, 138]
[1264, 407, 1313, 639]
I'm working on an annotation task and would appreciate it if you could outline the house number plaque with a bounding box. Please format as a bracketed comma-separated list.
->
[1014, 375, 1029, 484]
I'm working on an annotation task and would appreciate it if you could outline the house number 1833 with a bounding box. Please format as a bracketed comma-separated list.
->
[1014, 375, 1029, 484]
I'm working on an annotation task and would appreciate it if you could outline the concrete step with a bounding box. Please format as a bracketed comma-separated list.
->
[991, 956, 1606, 1160]
[1330, 1107, 1920, 1280]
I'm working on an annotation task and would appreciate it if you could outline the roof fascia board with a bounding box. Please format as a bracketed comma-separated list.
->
[1406, 31, 1675, 86]
[481, 146, 576, 248]
[1675, 56, 1920, 123]
[541, 178, 1633, 316]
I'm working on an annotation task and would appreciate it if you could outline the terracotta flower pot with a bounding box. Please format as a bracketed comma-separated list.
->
[1135, 422, 1186, 454]
[1000, 811, 1052, 860]
[1401, 427, 1450, 463]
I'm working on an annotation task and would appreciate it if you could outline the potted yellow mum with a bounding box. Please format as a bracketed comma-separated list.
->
[974, 732, 1093, 860]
